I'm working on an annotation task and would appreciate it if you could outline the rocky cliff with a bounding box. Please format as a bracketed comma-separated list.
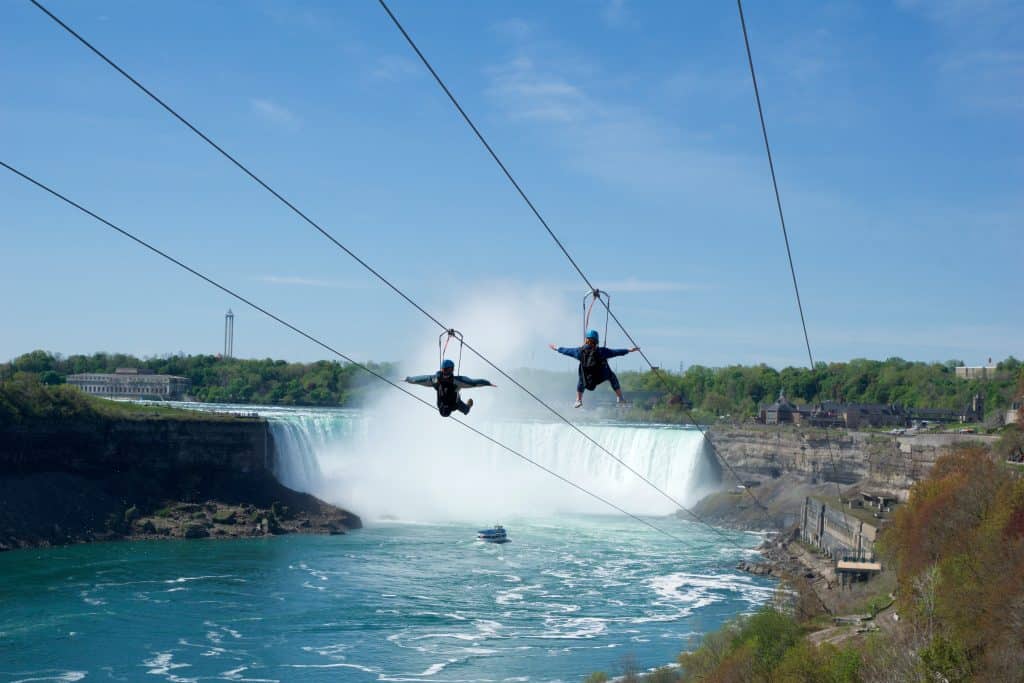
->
[691, 424, 996, 530]
[705, 424, 996, 500]
[0, 414, 360, 550]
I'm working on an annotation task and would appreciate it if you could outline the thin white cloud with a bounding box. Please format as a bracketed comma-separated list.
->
[896, 0, 1019, 26]
[261, 4, 337, 35]
[493, 18, 534, 41]
[663, 66, 747, 101]
[940, 49, 1024, 111]
[898, 0, 1024, 114]
[758, 25, 844, 87]
[250, 98, 300, 129]
[257, 275, 365, 289]
[602, 0, 629, 28]
[486, 57, 590, 123]
[483, 40, 768, 204]
[369, 55, 419, 82]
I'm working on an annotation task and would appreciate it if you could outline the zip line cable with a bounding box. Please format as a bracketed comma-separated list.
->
[374, 0, 771, 516]
[735, 0, 849, 507]
[735, 0, 812, 369]
[375, 0, 655, 380]
[27, 0, 734, 534]
[375, 0, 593, 291]
[0, 158, 723, 549]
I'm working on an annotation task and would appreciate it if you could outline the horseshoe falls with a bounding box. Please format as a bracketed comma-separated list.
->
[261, 406, 723, 522]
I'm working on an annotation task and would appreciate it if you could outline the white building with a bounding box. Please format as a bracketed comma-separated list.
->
[955, 365, 998, 380]
[67, 368, 191, 400]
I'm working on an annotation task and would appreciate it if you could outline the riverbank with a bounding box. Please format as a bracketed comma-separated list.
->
[0, 381, 360, 550]
[674, 423, 1015, 663]
[683, 473, 895, 622]
[633, 442, 1024, 682]
[684, 425, 916, 623]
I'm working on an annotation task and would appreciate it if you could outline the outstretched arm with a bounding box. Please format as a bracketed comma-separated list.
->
[549, 343, 582, 360]
[454, 376, 495, 389]
[602, 347, 640, 359]
[404, 374, 436, 387]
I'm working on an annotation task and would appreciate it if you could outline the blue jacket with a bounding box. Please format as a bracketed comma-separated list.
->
[405, 372, 494, 389]
[555, 346, 630, 361]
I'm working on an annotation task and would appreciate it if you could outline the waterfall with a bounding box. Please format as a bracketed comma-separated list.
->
[265, 408, 366, 492]
[257, 405, 721, 521]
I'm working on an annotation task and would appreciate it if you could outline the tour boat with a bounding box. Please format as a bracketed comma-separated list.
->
[477, 524, 509, 544]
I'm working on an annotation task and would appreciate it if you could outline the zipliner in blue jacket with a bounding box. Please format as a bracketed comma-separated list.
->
[554, 345, 631, 393]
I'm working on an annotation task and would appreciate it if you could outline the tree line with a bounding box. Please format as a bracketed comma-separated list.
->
[1, 350, 395, 407]
[2, 350, 1020, 417]
[618, 356, 1021, 422]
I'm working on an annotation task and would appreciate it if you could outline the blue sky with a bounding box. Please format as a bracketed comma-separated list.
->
[1, 0, 1021, 373]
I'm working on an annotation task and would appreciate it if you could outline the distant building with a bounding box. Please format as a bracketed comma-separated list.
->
[955, 365, 997, 380]
[801, 494, 890, 586]
[760, 391, 804, 425]
[770, 393, 985, 428]
[67, 368, 191, 400]
[908, 393, 983, 424]
[1008, 400, 1022, 426]
[830, 403, 904, 429]
[801, 495, 882, 561]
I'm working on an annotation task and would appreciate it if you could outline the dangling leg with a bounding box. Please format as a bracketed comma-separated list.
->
[457, 398, 472, 415]
[575, 372, 585, 408]
[608, 370, 624, 404]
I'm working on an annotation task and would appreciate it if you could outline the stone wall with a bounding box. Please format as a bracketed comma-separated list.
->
[801, 496, 879, 561]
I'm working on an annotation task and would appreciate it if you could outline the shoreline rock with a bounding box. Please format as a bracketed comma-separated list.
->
[0, 470, 361, 552]
[736, 560, 774, 576]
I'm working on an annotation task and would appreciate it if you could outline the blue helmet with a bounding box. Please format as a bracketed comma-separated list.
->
[586, 329, 600, 342]
[440, 359, 455, 371]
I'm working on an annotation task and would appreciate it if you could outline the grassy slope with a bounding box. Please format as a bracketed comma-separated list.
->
[0, 380, 246, 423]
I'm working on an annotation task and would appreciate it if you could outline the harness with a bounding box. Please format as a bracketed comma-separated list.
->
[579, 290, 614, 391]
[579, 344, 608, 391]
[439, 328, 464, 374]
[582, 289, 611, 344]
[436, 372, 459, 411]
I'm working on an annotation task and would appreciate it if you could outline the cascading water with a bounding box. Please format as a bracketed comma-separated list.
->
[264, 408, 366, 493]
[258, 405, 721, 521]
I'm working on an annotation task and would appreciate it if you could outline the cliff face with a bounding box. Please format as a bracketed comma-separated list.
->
[0, 417, 274, 476]
[691, 425, 997, 532]
[705, 424, 997, 500]
[0, 415, 360, 550]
